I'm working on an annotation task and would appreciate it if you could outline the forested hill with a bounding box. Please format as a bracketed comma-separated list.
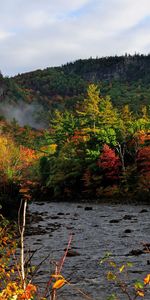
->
[13, 54, 150, 111]
[0, 54, 150, 125]
[62, 54, 150, 82]
[14, 54, 150, 84]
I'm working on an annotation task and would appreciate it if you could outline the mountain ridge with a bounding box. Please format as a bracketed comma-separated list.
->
[0, 54, 150, 126]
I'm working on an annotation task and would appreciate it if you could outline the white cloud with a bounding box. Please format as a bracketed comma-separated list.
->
[0, 0, 149, 75]
[0, 30, 14, 40]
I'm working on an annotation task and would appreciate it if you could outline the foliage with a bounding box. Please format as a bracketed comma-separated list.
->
[100, 253, 150, 300]
[0, 215, 17, 288]
[0, 134, 20, 182]
[36, 84, 150, 200]
[0, 214, 37, 300]
[136, 134, 150, 191]
[0, 82, 150, 202]
[98, 144, 121, 182]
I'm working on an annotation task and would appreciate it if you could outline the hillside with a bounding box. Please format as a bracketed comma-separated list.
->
[62, 54, 150, 81]
[0, 54, 150, 127]
[13, 53, 150, 111]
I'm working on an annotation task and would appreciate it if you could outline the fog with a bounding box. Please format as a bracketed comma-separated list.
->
[0, 101, 47, 129]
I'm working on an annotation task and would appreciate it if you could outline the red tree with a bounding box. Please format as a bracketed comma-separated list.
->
[137, 145, 150, 190]
[98, 144, 121, 182]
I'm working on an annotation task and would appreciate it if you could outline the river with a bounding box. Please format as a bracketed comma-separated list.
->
[25, 201, 150, 300]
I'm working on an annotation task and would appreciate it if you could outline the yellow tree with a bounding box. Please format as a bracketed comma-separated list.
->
[77, 84, 101, 131]
[0, 135, 20, 183]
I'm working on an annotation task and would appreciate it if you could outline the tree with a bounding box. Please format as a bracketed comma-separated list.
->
[98, 144, 121, 184]
[136, 131, 150, 191]
[49, 110, 79, 149]
[77, 84, 101, 131]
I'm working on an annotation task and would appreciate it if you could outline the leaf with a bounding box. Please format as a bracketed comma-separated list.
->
[144, 274, 150, 285]
[134, 281, 144, 289]
[119, 265, 125, 273]
[52, 279, 66, 290]
[107, 271, 116, 281]
[99, 252, 112, 264]
[24, 194, 31, 200]
[136, 290, 145, 297]
[109, 261, 117, 268]
[19, 188, 29, 193]
[127, 262, 133, 267]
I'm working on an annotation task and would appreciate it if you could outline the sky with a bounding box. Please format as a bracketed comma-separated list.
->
[0, 0, 150, 76]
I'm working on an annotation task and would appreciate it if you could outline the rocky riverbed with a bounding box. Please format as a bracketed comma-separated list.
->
[25, 202, 150, 300]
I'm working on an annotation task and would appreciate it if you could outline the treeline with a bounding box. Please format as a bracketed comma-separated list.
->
[13, 53, 150, 112]
[38, 84, 150, 201]
[62, 54, 150, 82]
[0, 84, 150, 207]
[0, 54, 150, 126]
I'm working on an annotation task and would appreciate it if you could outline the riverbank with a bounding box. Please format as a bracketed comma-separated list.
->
[1, 188, 149, 220]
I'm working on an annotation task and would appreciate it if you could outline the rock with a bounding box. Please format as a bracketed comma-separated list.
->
[124, 229, 132, 233]
[51, 215, 60, 220]
[31, 215, 43, 222]
[139, 209, 148, 213]
[127, 249, 144, 256]
[66, 226, 74, 230]
[84, 206, 93, 211]
[123, 215, 134, 220]
[66, 249, 80, 257]
[74, 213, 79, 217]
[110, 219, 120, 223]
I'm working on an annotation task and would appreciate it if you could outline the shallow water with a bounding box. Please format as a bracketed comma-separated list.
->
[25, 202, 150, 299]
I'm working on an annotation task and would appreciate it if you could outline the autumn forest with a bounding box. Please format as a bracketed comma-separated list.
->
[0, 54, 150, 213]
